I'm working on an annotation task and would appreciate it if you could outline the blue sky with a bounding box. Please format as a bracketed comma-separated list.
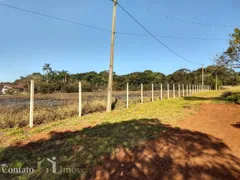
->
[0, 0, 239, 82]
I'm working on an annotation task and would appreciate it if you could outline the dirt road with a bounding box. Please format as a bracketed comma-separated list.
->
[93, 104, 240, 180]
[177, 104, 240, 157]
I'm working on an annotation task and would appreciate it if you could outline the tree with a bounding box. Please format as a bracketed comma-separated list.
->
[14, 73, 44, 92]
[58, 70, 69, 83]
[42, 63, 52, 82]
[216, 28, 240, 68]
[12, 63, 239, 94]
[169, 68, 191, 84]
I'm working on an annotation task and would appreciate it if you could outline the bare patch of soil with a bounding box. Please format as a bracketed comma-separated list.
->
[177, 104, 240, 157]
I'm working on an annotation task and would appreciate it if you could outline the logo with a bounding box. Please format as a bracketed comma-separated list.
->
[1, 156, 86, 175]
[37, 156, 57, 173]
[1, 163, 34, 174]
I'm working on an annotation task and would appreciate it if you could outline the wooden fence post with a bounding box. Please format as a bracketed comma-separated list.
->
[79, 81, 82, 117]
[167, 84, 169, 99]
[160, 83, 163, 100]
[29, 80, 34, 128]
[152, 83, 154, 102]
[141, 83, 143, 104]
[173, 84, 175, 98]
[127, 83, 129, 108]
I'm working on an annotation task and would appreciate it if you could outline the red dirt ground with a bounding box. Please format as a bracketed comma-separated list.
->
[92, 104, 240, 180]
[177, 104, 240, 157]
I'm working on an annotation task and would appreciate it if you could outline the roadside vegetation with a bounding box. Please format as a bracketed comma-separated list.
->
[0, 90, 170, 129]
[221, 91, 240, 104]
[184, 86, 240, 104]
[0, 91, 146, 129]
[0, 87, 239, 179]
[0, 98, 105, 129]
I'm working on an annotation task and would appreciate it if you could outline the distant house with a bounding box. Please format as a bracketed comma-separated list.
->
[0, 83, 25, 95]
[2, 85, 12, 95]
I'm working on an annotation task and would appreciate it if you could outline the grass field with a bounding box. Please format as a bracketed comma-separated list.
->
[0, 90, 176, 129]
[0, 87, 239, 179]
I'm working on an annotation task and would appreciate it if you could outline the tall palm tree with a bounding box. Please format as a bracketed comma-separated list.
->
[58, 70, 69, 83]
[42, 63, 52, 83]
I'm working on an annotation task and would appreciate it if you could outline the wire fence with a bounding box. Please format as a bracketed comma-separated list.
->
[0, 81, 210, 129]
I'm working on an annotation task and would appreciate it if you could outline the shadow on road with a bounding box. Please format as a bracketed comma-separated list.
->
[0, 119, 240, 179]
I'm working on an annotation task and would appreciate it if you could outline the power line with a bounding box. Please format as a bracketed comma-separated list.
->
[0, 2, 111, 32]
[117, 3, 199, 65]
[0, 2, 228, 41]
[116, 32, 227, 41]
[122, 1, 238, 28]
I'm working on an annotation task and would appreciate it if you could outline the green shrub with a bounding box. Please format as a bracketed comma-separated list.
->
[221, 91, 240, 104]
[221, 91, 232, 98]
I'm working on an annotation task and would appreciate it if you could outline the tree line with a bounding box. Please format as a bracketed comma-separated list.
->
[13, 63, 240, 94]
[13, 28, 240, 94]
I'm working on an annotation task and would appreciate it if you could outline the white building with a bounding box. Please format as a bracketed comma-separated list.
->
[1, 85, 12, 95]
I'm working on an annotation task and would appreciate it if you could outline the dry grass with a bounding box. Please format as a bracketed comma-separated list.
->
[1, 87, 239, 129]
[0, 99, 107, 129]
[0, 90, 162, 129]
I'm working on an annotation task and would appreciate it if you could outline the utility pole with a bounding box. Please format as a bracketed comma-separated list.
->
[202, 64, 204, 87]
[29, 80, 34, 128]
[107, 0, 118, 112]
